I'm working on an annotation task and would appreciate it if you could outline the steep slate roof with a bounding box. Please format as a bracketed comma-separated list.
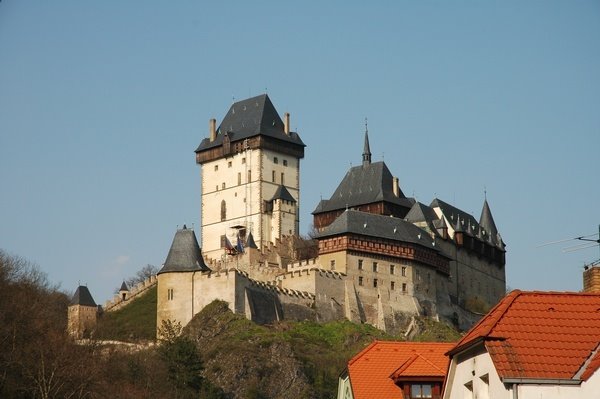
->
[195, 94, 305, 153]
[158, 225, 210, 274]
[448, 290, 600, 381]
[317, 210, 438, 251]
[431, 197, 504, 248]
[405, 202, 443, 236]
[70, 285, 97, 307]
[245, 231, 258, 249]
[479, 199, 499, 238]
[119, 281, 129, 292]
[270, 185, 296, 203]
[347, 341, 454, 399]
[312, 161, 413, 214]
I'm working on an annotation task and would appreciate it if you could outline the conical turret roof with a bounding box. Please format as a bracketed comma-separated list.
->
[246, 231, 258, 249]
[479, 199, 499, 238]
[158, 225, 210, 274]
[70, 285, 97, 307]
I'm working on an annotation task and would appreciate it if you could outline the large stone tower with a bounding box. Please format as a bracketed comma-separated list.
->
[156, 225, 211, 334]
[195, 94, 305, 260]
[67, 285, 98, 339]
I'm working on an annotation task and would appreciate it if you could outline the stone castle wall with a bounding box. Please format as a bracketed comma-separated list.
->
[104, 275, 157, 312]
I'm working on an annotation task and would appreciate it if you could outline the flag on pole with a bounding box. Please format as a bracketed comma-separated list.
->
[224, 236, 236, 255]
[236, 235, 245, 254]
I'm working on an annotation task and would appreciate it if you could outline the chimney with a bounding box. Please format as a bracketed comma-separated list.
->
[284, 112, 290, 135]
[209, 118, 216, 142]
[583, 266, 600, 293]
[393, 177, 400, 197]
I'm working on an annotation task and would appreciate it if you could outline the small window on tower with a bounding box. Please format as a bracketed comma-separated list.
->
[373, 262, 378, 272]
[330, 260, 335, 270]
[221, 200, 226, 221]
[274, 157, 278, 164]
[272, 170, 276, 183]
[222, 182, 225, 189]
[242, 157, 246, 164]
[238, 172, 241, 185]
[373, 278, 378, 288]
[391, 281, 395, 290]
[358, 276, 363, 286]
[228, 161, 232, 168]
[214, 165, 218, 171]
[390, 264, 395, 275]
[281, 173, 285, 185]
[402, 266, 407, 276]
[247, 170, 251, 182]
[358, 259, 363, 270]
[283, 159, 288, 166]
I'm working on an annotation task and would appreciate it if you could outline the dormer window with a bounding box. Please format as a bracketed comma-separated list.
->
[410, 384, 432, 398]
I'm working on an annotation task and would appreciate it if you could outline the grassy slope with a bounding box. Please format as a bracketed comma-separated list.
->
[98, 293, 461, 397]
[95, 285, 157, 341]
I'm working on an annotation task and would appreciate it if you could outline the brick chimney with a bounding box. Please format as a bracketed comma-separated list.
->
[583, 265, 600, 293]
[209, 118, 217, 142]
[284, 112, 290, 135]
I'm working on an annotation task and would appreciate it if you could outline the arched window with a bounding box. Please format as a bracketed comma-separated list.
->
[221, 200, 226, 221]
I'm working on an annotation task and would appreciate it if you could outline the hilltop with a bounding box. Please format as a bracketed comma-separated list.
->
[96, 290, 461, 398]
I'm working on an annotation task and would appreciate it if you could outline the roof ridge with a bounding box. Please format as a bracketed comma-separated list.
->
[449, 290, 522, 355]
[347, 340, 380, 366]
[390, 353, 419, 377]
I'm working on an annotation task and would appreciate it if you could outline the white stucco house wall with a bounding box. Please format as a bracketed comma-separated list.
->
[443, 290, 600, 399]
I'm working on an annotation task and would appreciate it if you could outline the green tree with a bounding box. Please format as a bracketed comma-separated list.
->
[158, 320, 204, 398]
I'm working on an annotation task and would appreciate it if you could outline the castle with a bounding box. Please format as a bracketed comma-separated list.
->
[68, 94, 506, 339]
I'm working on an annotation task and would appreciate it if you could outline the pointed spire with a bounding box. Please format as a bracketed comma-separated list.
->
[479, 199, 499, 238]
[454, 215, 464, 233]
[245, 231, 258, 249]
[120, 281, 129, 292]
[362, 118, 371, 166]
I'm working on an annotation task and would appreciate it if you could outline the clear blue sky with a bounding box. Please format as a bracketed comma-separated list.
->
[1, 1, 599, 304]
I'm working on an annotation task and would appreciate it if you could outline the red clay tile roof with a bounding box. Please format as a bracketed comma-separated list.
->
[448, 290, 600, 381]
[348, 341, 454, 399]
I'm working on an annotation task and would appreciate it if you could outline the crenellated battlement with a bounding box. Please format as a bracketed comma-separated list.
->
[104, 275, 157, 312]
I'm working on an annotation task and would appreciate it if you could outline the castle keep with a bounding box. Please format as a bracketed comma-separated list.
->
[154, 94, 507, 335]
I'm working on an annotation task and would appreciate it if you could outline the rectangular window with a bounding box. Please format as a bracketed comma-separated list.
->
[358, 276, 363, 286]
[402, 283, 407, 293]
[330, 260, 335, 270]
[390, 264, 395, 275]
[373, 278, 378, 288]
[283, 159, 288, 166]
[281, 172, 285, 185]
[242, 157, 246, 164]
[272, 170, 276, 182]
[401, 266, 407, 276]
[222, 182, 225, 189]
[214, 165, 218, 171]
[167, 288, 174, 301]
[228, 161, 232, 168]
[411, 384, 433, 398]
[274, 157, 278, 164]
[238, 172, 241, 185]
[358, 260, 363, 270]
[247, 170, 251, 182]
[391, 281, 395, 290]
[373, 262, 378, 272]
